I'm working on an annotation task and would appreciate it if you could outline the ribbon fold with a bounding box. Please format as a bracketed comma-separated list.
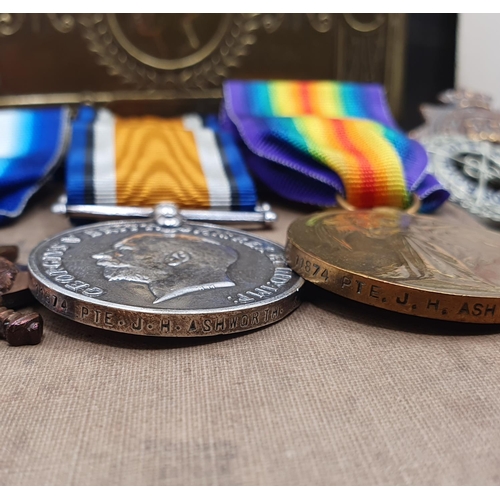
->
[0, 107, 70, 225]
[221, 80, 448, 212]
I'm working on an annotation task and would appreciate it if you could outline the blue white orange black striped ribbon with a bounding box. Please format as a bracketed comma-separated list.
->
[66, 106, 257, 211]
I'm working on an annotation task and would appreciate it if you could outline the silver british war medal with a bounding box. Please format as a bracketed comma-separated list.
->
[412, 89, 500, 222]
[29, 202, 303, 337]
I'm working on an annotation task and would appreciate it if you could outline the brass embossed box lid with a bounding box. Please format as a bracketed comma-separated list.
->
[0, 13, 406, 117]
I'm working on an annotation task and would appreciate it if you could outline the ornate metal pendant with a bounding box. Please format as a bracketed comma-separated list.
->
[412, 89, 500, 143]
[423, 135, 500, 222]
[413, 89, 500, 222]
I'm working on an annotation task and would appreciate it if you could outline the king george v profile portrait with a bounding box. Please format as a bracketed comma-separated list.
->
[92, 233, 238, 304]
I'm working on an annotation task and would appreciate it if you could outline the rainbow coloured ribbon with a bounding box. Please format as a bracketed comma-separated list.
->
[221, 80, 448, 212]
[66, 106, 257, 211]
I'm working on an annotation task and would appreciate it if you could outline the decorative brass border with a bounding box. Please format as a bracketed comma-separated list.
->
[384, 14, 407, 119]
[0, 13, 25, 36]
[0, 13, 407, 117]
[343, 13, 385, 33]
[106, 14, 231, 71]
[79, 13, 261, 89]
[0, 89, 223, 108]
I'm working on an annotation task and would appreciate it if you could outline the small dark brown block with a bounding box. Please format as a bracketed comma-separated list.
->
[0, 307, 43, 347]
[4, 311, 43, 346]
[0, 245, 19, 263]
[0, 272, 35, 309]
[0, 257, 18, 295]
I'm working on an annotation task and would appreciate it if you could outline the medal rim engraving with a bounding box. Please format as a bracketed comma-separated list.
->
[29, 219, 303, 336]
[287, 209, 500, 323]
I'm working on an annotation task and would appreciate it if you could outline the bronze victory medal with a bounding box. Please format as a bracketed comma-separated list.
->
[29, 220, 303, 336]
[287, 208, 500, 323]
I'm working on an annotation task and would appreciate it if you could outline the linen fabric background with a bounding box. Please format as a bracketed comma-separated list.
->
[1, 193, 500, 485]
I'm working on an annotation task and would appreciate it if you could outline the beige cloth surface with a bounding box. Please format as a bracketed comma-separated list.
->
[2, 194, 500, 486]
